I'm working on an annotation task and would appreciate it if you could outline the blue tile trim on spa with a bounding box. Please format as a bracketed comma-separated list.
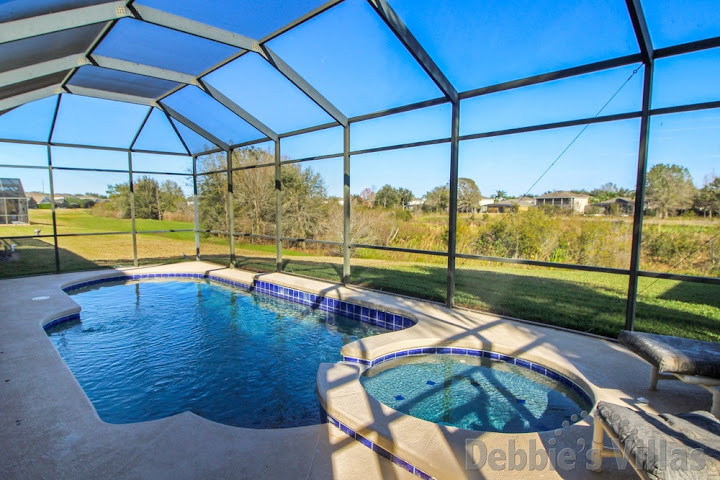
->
[58, 273, 416, 332]
[343, 347, 594, 407]
[320, 407, 434, 480]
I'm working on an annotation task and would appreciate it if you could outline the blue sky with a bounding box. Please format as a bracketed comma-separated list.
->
[0, 0, 718, 198]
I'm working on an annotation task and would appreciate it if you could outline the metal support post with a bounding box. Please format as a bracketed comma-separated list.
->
[193, 155, 200, 260]
[275, 139, 283, 272]
[128, 151, 138, 267]
[343, 125, 351, 284]
[446, 102, 460, 307]
[226, 149, 235, 267]
[625, 63, 653, 330]
[46, 145, 60, 272]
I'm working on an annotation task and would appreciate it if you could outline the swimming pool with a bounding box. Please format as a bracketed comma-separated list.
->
[46, 279, 388, 428]
[360, 353, 592, 433]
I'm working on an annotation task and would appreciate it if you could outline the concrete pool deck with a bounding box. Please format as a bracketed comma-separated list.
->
[0, 261, 713, 479]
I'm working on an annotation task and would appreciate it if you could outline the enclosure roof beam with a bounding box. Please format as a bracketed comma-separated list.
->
[366, 0, 457, 103]
[60, 19, 118, 91]
[0, 86, 61, 112]
[0, 1, 132, 44]
[655, 35, 720, 58]
[129, 3, 256, 51]
[258, 45, 347, 126]
[459, 54, 643, 100]
[152, 1, 346, 108]
[197, 80, 278, 142]
[64, 85, 156, 106]
[125, 3, 348, 127]
[129, 106, 153, 149]
[625, 0, 654, 63]
[90, 55, 198, 85]
[160, 107, 192, 155]
[81, 55, 277, 141]
[159, 103, 229, 151]
[0, 106, 17, 117]
[0, 55, 89, 89]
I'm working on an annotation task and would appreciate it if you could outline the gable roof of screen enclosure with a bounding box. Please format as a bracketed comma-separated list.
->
[0, 0, 460, 155]
[0, 0, 719, 157]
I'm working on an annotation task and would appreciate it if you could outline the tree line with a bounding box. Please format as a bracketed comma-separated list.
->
[93, 157, 719, 225]
[357, 164, 720, 218]
[94, 176, 190, 220]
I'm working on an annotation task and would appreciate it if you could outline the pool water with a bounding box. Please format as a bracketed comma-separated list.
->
[360, 355, 591, 433]
[47, 280, 387, 428]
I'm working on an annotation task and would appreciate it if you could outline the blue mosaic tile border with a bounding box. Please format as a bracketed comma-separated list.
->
[42, 312, 81, 330]
[254, 280, 415, 331]
[322, 409, 434, 480]
[344, 347, 593, 407]
[60, 274, 416, 332]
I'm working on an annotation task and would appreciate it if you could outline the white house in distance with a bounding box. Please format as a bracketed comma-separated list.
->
[536, 191, 590, 214]
[406, 198, 425, 210]
[478, 195, 494, 211]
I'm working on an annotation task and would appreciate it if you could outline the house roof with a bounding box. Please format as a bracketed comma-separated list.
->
[0, 178, 26, 198]
[537, 190, 591, 199]
[594, 197, 634, 207]
[26, 192, 47, 202]
[493, 196, 535, 207]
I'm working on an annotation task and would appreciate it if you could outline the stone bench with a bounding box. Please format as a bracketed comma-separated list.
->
[619, 330, 720, 416]
[591, 401, 720, 479]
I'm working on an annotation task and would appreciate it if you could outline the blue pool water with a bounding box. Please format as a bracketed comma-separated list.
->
[47, 280, 387, 428]
[360, 355, 591, 433]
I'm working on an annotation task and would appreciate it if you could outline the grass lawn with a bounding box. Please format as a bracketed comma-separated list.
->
[1, 210, 718, 341]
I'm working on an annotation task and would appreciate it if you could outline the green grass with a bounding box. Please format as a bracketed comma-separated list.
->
[206, 254, 720, 341]
[2, 210, 718, 341]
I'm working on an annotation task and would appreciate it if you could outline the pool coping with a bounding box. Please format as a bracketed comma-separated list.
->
[1, 261, 712, 479]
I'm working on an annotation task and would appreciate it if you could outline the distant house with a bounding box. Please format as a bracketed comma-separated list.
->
[536, 191, 590, 214]
[478, 196, 494, 212]
[37, 196, 54, 208]
[55, 196, 70, 208]
[0, 178, 29, 224]
[485, 196, 535, 213]
[406, 198, 425, 211]
[26, 192, 48, 209]
[591, 197, 635, 215]
[34, 195, 71, 209]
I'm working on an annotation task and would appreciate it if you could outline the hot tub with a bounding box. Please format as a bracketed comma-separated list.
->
[359, 350, 593, 433]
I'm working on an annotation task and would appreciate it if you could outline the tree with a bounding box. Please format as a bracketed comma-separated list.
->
[695, 175, 720, 218]
[104, 182, 131, 217]
[197, 152, 230, 232]
[492, 190, 507, 203]
[98, 176, 187, 220]
[230, 149, 275, 236]
[133, 176, 160, 220]
[457, 177, 481, 213]
[158, 180, 187, 218]
[423, 185, 449, 212]
[196, 147, 332, 240]
[359, 187, 376, 207]
[589, 182, 634, 203]
[396, 187, 414, 208]
[645, 164, 696, 218]
[375, 185, 401, 208]
[281, 164, 329, 239]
